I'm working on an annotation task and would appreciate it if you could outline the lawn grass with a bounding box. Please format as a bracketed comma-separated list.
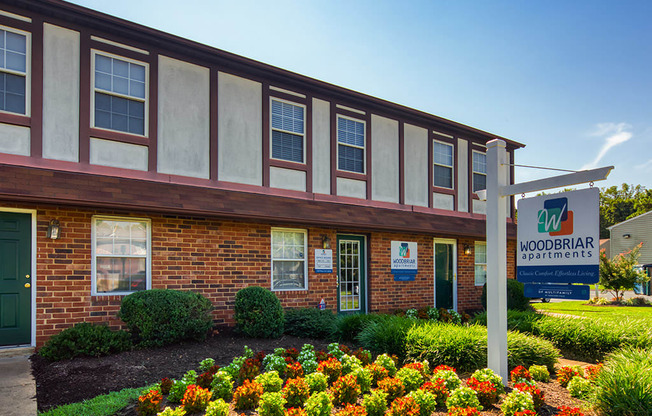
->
[533, 300, 652, 322]
[38, 385, 151, 416]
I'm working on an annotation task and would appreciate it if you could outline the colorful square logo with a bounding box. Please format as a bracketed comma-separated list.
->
[537, 197, 573, 236]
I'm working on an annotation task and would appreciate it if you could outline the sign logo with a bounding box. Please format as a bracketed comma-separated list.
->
[537, 197, 573, 236]
[399, 243, 410, 258]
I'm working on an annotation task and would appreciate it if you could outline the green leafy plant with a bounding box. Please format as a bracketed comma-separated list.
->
[514, 381, 545, 409]
[331, 374, 361, 406]
[287, 361, 303, 379]
[160, 378, 173, 395]
[469, 368, 505, 395]
[481, 278, 530, 311]
[445, 387, 482, 412]
[500, 390, 535, 416]
[234, 286, 284, 338]
[387, 395, 420, 416]
[168, 370, 197, 403]
[304, 371, 328, 393]
[341, 354, 363, 375]
[157, 407, 186, 416]
[181, 384, 212, 413]
[204, 399, 229, 416]
[119, 289, 213, 347]
[365, 363, 389, 386]
[528, 364, 550, 382]
[199, 358, 216, 372]
[298, 344, 319, 375]
[210, 371, 233, 402]
[407, 389, 438, 416]
[510, 365, 531, 383]
[317, 357, 342, 384]
[304, 392, 333, 416]
[336, 313, 386, 342]
[196, 372, 214, 389]
[599, 243, 649, 302]
[378, 377, 405, 402]
[285, 408, 308, 416]
[374, 353, 398, 377]
[350, 367, 372, 394]
[396, 366, 424, 393]
[566, 376, 594, 399]
[238, 357, 261, 383]
[255, 371, 283, 393]
[256, 391, 287, 416]
[283, 377, 311, 408]
[432, 369, 462, 391]
[465, 377, 497, 407]
[327, 342, 346, 360]
[38, 322, 132, 361]
[406, 308, 418, 319]
[263, 349, 289, 376]
[233, 379, 264, 410]
[136, 389, 162, 416]
[428, 307, 440, 321]
[584, 363, 603, 381]
[362, 389, 388, 416]
[336, 404, 367, 416]
[356, 315, 417, 359]
[285, 308, 337, 339]
[421, 379, 449, 406]
[557, 366, 583, 388]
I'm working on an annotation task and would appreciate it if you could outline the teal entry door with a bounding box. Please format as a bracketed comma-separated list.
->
[0, 212, 31, 346]
[434, 238, 457, 310]
[337, 235, 366, 314]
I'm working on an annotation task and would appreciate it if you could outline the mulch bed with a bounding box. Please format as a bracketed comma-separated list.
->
[31, 328, 595, 415]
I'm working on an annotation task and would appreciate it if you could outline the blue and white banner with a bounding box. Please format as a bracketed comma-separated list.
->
[314, 249, 333, 273]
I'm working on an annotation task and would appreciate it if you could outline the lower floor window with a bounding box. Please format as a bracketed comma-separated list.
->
[475, 242, 487, 286]
[271, 228, 307, 290]
[92, 216, 150, 295]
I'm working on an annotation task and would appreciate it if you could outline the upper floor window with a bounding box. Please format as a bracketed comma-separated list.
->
[271, 228, 307, 291]
[92, 217, 151, 295]
[337, 115, 365, 174]
[0, 27, 28, 115]
[92, 51, 147, 136]
[472, 151, 487, 192]
[271, 98, 305, 163]
[433, 140, 454, 188]
[474, 242, 487, 286]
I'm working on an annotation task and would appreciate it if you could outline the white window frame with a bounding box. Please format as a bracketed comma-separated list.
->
[433, 139, 454, 189]
[474, 241, 487, 286]
[90, 49, 149, 136]
[472, 150, 487, 192]
[270, 97, 306, 164]
[91, 216, 152, 296]
[270, 227, 308, 291]
[0, 25, 31, 117]
[336, 114, 366, 174]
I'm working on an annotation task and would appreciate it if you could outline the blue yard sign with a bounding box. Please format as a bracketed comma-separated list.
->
[524, 283, 591, 300]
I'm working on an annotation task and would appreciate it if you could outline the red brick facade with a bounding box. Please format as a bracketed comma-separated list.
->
[2, 203, 516, 347]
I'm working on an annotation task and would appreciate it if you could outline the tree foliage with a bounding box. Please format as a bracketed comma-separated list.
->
[599, 184, 652, 238]
[599, 244, 649, 302]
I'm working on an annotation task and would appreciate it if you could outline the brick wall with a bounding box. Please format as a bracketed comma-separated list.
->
[1, 203, 515, 347]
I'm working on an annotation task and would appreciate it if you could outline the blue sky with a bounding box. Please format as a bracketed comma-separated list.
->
[69, 0, 652, 193]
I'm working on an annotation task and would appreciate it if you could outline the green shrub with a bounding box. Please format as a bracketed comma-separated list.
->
[336, 313, 388, 342]
[119, 289, 213, 347]
[256, 391, 286, 416]
[351, 367, 372, 394]
[356, 314, 417, 359]
[374, 353, 398, 377]
[168, 370, 197, 403]
[205, 399, 229, 416]
[500, 390, 535, 416]
[593, 347, 652, 416]
[396, 366, 424, 393]
[304, 392, 332, 416]
[529, 364, 550, 382]
[210, 371, 233, 402]
[481, 279, 530, 311]
[469, 368, 505, 395]
[407, 389, 438, 416]
[284, 308, 337, 339]
[255, 371, 283, 393]
[404, 322, 559, 372]
[567, 376, 594, 399]
[304, 372, 328, 393]
[234, 286, 284, 338]
[446, 387, 482, 411]
[38, 322, 132, 361]
[157, 407, 186, 416]
[362, 389, 388, 416]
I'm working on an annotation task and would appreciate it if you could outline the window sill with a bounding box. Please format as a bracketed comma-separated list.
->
[89, 127, 149, 145]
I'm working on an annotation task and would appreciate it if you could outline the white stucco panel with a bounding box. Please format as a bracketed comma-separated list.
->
[157, 55, 210, 179]
[90, 138, 148, 171]
[473, 199, 487, 215]
[337, 177, 366, 199]
[403, 123, 428, 207]
[433, 192, 454, 211]
[270, 167, 306, 192]
[457, 138, 469, 212]
[312, 98, 330, 194]
[218, 72, 262, 185]
[371, 114, 399, 203]
[42, 23, 80, 162]
[0, 123, 30, 156]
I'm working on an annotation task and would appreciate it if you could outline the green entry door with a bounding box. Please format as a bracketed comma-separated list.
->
[0, 212, 31, 346]
[337, 235, 366, 314]
[434, 238, 457, 310]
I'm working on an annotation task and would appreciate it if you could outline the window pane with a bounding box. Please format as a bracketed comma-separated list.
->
[271, 99, 303, 134]
[113, 59, 129, 77]
[94, 54, 146, 101]
[6, 51, 25, 72]
[95, 54, 112, 73]
[95, 72, 112, 91]
[130, 79, 145, 99]
[475, 265, 487, 285]
[272, 260, 305, 290]
[475, 243, 487, 264]
[433, 165, 452, 188]
[434, 142, 453, 166]
[473, 152, 487, 174]
[473, 172, 486, 192]
[337, 118, 365, 147]
[96, 257, 146, 293]
[338, 144, 364, 173]
[94, 92, 144, 135]
[272, 130, 303, 163]
[113, 76, 129, 95]
[0, 73, 25, 114]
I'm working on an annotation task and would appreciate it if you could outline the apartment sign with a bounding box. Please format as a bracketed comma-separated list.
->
[391, 241, 418, 281]
[517, 187, 599, 284]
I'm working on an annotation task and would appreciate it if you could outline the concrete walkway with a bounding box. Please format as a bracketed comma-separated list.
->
[0, 347, 37, 416]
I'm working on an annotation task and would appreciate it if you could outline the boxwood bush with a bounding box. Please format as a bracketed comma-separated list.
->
[38, 322, 132, 361]
[284, 308, 337, 339]
[119, 289, 213, 347]
[481, 279, 530, 311]
[234, 286, 284, 338]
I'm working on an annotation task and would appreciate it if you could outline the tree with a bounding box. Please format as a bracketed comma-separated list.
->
[599, 184, 649, 238]
[599, 243, 649, 302]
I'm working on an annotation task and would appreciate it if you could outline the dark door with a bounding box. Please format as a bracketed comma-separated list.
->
[0, 212, 31, 346]
[337, 235, 366, 314]
[434, 239, 456, 310]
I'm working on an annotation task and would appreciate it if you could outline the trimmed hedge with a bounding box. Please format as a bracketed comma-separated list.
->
[119, 289, 213, 347]
[234, 286, 284, 338]
[38, 322, 132, 361]
[284, 308, 337, 339]
[481, 279, 530, 311]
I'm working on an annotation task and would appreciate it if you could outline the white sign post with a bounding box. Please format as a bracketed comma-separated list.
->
[483, 139, 612, 383]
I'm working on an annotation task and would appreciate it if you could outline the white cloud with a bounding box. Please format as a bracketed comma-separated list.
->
[635, 158, 652, 170]
[581, 122, 632, 170]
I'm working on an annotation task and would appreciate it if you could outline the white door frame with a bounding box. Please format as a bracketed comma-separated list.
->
[0, 208, 37, 348]
[433, 238, 458, 312]
[337, 234, 368, 314]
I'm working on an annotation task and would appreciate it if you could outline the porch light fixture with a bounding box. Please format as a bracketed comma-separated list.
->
[623, 233, 631, 239]
[322, 235, 331, 249]
[464, 244, 472, 255]
[47, 219, 61, 240]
